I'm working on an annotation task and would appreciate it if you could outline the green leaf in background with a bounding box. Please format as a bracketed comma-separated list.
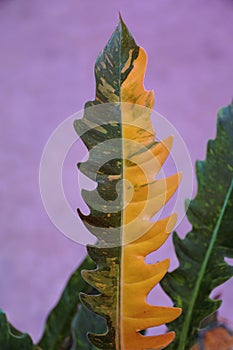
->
[38, 256, 95, 350]
[161, 103, 233, 350]
[71, 305, 106, 350]
[0, 310, 34, 350]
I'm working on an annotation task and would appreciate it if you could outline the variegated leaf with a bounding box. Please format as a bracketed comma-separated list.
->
[74, 16, 181, 350]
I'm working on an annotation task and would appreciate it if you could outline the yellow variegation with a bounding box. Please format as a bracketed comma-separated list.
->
[120, 45, 181, 350]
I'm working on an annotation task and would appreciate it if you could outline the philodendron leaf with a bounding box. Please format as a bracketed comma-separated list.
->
[161, 103, 233, 350]
[74, 16, 181, 349]
[38, 256, 95, 350]
[0, 310, 34, 350]
[71, 305, 106, 350]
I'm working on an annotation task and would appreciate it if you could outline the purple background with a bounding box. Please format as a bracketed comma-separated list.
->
[0, 0, 233, 342]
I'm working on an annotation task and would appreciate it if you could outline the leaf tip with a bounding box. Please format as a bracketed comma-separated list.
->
[166, 212, 178, 233]
[118, 11, 126, 27]
[118, 11, 123, 22]
[117, 12, 131, 37]
[177, 307, 183, 317]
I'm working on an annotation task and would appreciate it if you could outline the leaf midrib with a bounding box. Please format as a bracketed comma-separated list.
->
[178, 178, 233, 350]
[117, 19, 123, 350]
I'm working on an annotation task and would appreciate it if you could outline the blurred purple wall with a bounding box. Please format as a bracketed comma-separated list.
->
[0, 0, 232, 342]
